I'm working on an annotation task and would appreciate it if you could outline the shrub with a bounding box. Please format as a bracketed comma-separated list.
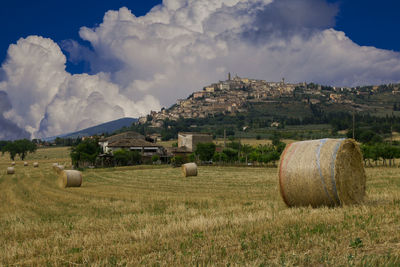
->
[70, 139, 100, 168]
[113, 150, 142, 166]
[195, 143, 216, 161]
[152, 155, 160, 162]
[171, 155, 186, 167]
[188, 153, 196, 162]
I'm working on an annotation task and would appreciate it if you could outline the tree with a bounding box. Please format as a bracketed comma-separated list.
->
[195, 143, 216, 161]
[70, 139, 101, 168]
[14, 139, 37, 160]
[3, 142, 18, 160]
[241, 144, 254, 165]
[2, 139, 37, 160]
[113, 150, 142, 166]
[213, 152, 228, 163]
[152, 155, 160, 163]
[171, 155, 186, 167]
[222, 148, 238, 162]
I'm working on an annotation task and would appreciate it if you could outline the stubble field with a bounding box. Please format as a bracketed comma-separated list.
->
[0, 147, 400, 266]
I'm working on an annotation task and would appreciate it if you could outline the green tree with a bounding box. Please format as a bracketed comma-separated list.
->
[152, 154, 160, 163]
[171, 155, 186, 167]
[188, 153, 196, 162]
[195, 143, 216, 161]
[70, 139, 101, 168]
[241, 144, 254, 165]
[222, 148, 238, 162]
[14, 139, 37, 160]
[3, 142, 18, 160]
[2, 139, 37, 160]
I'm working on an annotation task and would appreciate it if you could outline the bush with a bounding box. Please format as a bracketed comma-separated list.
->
[70, 139, 100, 168]
[171, 155, 186, 167]
[213, 152, 228, 163]
[151, 155, 160, 162]
[113, 150, 142, 166]
[195, 143, 216, 161]
[2, 139, 37, 160]
[188, 153, 196, 162]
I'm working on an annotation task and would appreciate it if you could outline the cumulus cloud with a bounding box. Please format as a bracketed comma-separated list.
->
[75, 0, 400, 102]
[0, 91, 30, 140]
[1, 0, 400, 138]
[0, 36, 160, 138]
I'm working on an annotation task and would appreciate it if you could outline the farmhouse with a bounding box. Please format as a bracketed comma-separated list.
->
[99, 131, 145, 153]
[178, 132, 213, 152]
[107, 139, 165, 159]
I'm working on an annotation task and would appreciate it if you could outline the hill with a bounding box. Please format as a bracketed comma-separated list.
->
[45, 117, 137, 141]
[127, 76, 400, 141]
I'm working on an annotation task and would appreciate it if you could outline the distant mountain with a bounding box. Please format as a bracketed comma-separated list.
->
[45, 117, 137, 141]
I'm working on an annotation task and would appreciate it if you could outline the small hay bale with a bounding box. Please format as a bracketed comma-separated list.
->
[182, 163, 198, 177]
[11, 162, 15, 166]
[278, 138, 366, 207]
[55, 165, 64, 174]
[58, 170, 82, 188]
[33, 162, 39, 168]
[7, 167, 15, 174]
[24, 162, 28, 166]
[52, 163, 59, 171]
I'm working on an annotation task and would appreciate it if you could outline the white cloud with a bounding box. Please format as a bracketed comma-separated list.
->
[0, 36, 160, 138]
[1, 0, 400, 138]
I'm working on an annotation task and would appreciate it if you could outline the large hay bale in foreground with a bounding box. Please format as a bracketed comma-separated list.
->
[33, 162, 39, 168]
[182, 163, 198, 177]
[58, 170, 82, 188]
[7, 167, 15, 175]
[278, 138, 366, 207]
[24, 162, 28, 166]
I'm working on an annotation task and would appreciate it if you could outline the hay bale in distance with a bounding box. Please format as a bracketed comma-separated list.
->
[7, 167, 15, 175]
[182, 163, 198, 177]
[278, 138, 366, 207]
[33, 162, 39, 168]
[11, 162, 15, 166]
[24, 162, 28, 166]
[58, 170, 82, 188]
[52, 163, 58, 171]
[55, 165, 64, 174]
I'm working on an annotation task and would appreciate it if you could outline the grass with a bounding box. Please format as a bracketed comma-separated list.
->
[1, 148, 400, 265]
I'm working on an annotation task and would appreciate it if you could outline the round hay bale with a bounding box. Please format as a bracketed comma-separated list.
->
[24, 162, 28, 166]
[7, 167, 15, 175]
[55, 165, 64, 174]
[182, 163, 198, 177]
[11, 162, 15, 166]
[33, 162, 39, 168]
[278, 138, 366, 207]
[58, 170, 82, 188]
[52, 163, 59, 171]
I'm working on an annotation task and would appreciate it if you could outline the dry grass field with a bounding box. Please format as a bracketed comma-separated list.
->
[1, 148, 400, 266]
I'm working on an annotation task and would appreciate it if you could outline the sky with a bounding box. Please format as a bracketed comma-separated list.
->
[0, 0, 400, 140]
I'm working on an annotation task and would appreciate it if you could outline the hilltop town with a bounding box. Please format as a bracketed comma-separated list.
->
[139, 74, 400, 128]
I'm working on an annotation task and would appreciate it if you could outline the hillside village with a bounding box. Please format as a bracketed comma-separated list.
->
[139, 74, 400, 128]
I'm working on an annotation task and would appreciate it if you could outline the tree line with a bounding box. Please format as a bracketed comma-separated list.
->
[0, 139, 37, 160]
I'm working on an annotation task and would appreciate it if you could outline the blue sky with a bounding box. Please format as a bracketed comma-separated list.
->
[0, 0, 162, 73]
[1, 0, 400, 139]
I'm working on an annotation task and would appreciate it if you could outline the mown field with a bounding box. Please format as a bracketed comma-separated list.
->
[1, 147, 400, 266]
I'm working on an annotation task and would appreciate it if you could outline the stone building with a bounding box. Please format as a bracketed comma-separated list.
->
[177, 132, 213, 152]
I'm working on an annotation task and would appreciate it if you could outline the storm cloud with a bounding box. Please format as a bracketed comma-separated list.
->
[1, 0, 400, 138]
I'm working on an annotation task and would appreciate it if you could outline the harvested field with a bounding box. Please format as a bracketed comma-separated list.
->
[0, 148, 400, 265]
